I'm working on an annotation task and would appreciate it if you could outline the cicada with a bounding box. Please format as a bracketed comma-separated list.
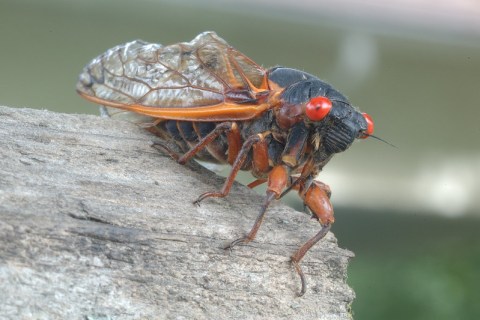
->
[77, 31, 374, 296]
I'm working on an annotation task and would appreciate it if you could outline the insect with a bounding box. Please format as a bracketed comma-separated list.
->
[77, 31, 374, 296]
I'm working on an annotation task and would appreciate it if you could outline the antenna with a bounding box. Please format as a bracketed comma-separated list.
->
[368, 134, 397, 148]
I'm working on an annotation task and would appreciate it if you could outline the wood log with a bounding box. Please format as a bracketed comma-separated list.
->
[0, 106, 355, 319]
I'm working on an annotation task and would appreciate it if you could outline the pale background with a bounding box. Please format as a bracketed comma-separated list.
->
[1, 1, 479, 319]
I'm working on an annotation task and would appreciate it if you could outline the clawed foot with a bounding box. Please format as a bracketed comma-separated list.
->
[291, 259, 307, 297]
[193, 199, 201, 207]
[193, 191, 224, 206]
[151, 141, 180, 161]
[224, 237, 250, 251]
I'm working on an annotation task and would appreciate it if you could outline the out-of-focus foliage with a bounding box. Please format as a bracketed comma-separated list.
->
[2, 1, 479, 319]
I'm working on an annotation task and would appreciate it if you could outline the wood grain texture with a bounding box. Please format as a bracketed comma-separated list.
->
[0, 106, 355, 320]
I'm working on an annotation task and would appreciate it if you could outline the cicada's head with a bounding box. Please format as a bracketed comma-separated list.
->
[277, 80, 374, 156]
[303, 94, 374, 154]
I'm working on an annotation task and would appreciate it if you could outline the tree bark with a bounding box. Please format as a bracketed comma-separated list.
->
[0, 106, 355, 320]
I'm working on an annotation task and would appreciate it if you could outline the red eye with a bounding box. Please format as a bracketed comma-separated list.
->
[360, 112, 374, 139]
[305, 96, 332, 121]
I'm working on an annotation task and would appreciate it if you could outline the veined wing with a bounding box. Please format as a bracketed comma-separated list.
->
[77, 32, 274, 121]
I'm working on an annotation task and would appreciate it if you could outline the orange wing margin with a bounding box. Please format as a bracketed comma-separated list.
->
[78, 90, 280, 122]
[77, 32, 280, 122]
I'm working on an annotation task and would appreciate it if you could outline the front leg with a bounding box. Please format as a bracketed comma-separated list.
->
[291, 223, 332, 296]
[292, 180, 334, 296]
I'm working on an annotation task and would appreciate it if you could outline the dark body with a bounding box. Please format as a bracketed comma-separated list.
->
[153, 67, 359, 178]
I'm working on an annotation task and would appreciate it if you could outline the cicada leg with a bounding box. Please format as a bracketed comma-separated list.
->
[291, 223, 331, 296]
[193, 133, 263, 204]
[226, 191, 276, 249]
[292, 180, 334, 296]
[226, 164, 289, 249]
[151, 141, 181, 161]
[247, 179, 267, 189]
[151, 121, 234, 163]
[177, 122, 234, 165]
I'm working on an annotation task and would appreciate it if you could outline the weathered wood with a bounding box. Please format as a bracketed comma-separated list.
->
[0, 106, 355, 320]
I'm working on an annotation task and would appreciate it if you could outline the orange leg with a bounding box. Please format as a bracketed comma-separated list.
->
[247, 179, 267, 189]
[252, 136, 270, 176]
[193, 133, 263, 204]
[152, 121, 233, 164]
[291, 223, 331, 296]
[177, 122, 233, 165]
[226, 191, 276, 249]
[226, 122, 242, 165]
[226, 165, 289, 249]
[278, 156, 317, 199]
[151, 141, 181, 161]
[292, 180, 334, 296]
[246, 137, 271, 188]
[299, 180, 334, 225]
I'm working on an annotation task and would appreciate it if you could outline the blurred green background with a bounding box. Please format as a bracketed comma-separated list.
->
[2, 0, 479, 319]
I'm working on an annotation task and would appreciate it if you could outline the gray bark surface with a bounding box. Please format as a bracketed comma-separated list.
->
[0, 106, 355, 320]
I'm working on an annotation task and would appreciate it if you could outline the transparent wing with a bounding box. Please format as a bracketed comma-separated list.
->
[77, 32, 269, 114]
[98, 106, 156, 127]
